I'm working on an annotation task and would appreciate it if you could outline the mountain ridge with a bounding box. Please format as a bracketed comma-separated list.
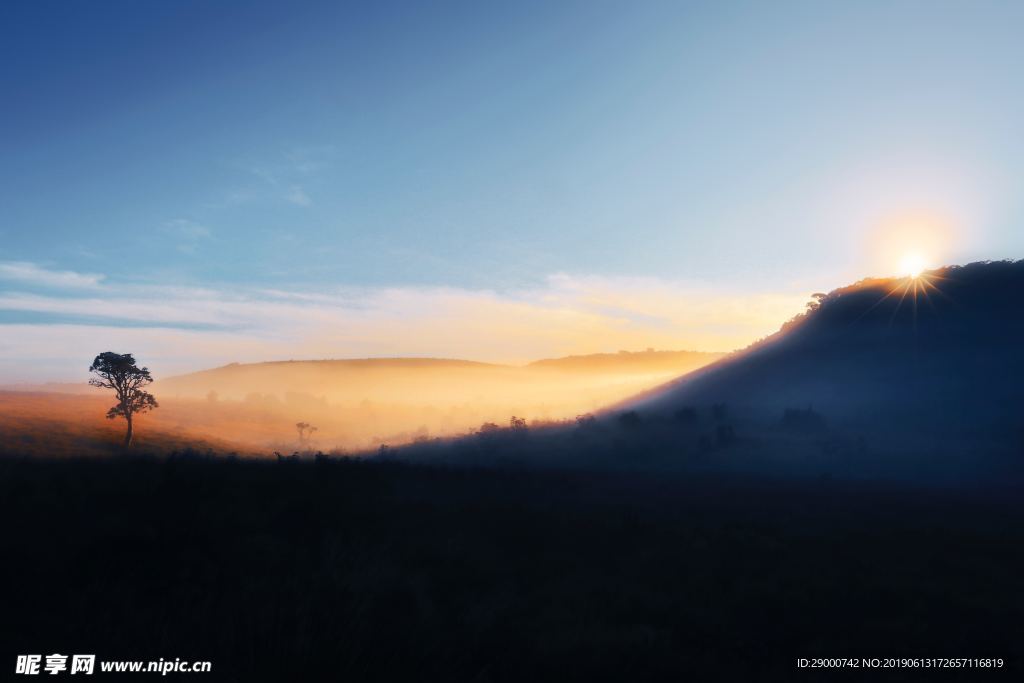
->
[626, 259, 1024, 439]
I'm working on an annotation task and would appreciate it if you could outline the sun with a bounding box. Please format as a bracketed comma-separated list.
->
[898, 252, 928, 278]
[869, 209, 954, 280]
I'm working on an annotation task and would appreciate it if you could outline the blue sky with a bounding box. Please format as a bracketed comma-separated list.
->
[2, 1, 1023, 379]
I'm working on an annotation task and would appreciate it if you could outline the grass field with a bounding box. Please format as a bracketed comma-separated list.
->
[1, 454, 1020, 681]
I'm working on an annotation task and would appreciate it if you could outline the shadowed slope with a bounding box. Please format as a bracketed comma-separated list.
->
[629, 260, 1024, 440]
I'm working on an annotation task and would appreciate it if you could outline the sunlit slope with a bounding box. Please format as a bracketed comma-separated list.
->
[630, 261, 1024, 438]
[0, 392, 245, 458]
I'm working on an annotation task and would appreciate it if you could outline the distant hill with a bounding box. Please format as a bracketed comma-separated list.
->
[155, 357, 501, 399]
[629, 260, 1024, 441]
[0, 382, 95, 395]
[528, 350, 721, 373]
[154, 350, 724, 402]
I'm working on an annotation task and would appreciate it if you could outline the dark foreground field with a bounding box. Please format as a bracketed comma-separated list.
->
[1, 455, 1021, 681]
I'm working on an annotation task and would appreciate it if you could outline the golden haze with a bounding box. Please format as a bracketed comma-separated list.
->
[2, 350, 723, 455]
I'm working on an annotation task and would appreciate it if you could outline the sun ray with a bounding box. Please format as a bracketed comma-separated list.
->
[887, 280, 913, 327]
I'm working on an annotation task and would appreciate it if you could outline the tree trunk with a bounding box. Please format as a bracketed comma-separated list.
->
[123, 413, 134, 448]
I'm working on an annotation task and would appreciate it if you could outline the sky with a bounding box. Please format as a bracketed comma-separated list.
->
[2, 0, 1023, 381]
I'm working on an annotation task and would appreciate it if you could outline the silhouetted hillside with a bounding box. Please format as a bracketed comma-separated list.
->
[631, 260, 1024, 441]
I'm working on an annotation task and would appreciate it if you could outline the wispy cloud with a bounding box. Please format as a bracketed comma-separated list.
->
[0, 271, 809, 381]
[226, 146, 330, 208]
[163, 219, 213, 254]
[285, 186, 311, 207]
[164, 218, 212, 240]
[0, 261, 105, 289]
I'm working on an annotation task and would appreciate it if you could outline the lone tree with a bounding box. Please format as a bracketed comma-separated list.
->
[89, 352, 159, 448]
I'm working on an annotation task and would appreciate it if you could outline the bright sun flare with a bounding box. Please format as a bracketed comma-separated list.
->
[899, 253, 928, 278]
